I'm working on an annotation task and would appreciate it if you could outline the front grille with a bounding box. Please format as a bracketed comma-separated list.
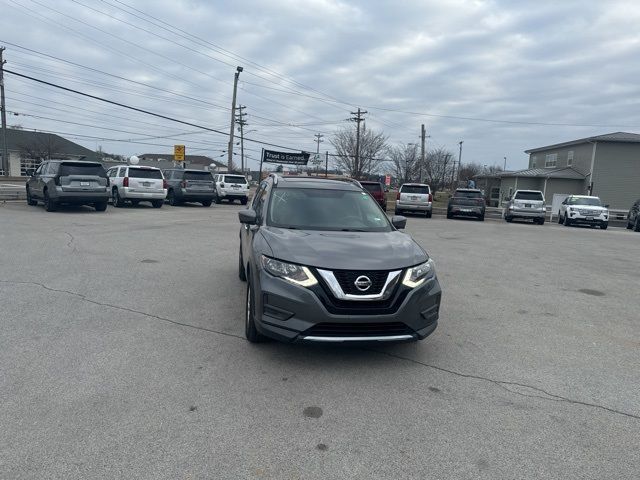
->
[304, 322, 414, 337]
[332, 270, 389, 295]
[578, 209, 597, 215]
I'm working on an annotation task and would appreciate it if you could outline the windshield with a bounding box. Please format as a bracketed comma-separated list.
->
[454, 190, 481, 198]
[568, 197, 602, 206]
[128, 168, 162, 179]
[402, 185, 429, 194]
[184, 171, 213, 181]
[515, 191, 544, 201]
[267, 187, 391, 232]
[59, 163, 106, 177]
[224, 175, 247, 184]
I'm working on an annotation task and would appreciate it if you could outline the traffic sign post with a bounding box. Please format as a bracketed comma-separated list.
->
[174, 144, 185, 162]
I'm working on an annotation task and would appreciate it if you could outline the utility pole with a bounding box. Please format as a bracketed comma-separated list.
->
[503, 156, 507, 171]
[314, 133, 324, 175]
[228, 66, 243, 171]
[350, 108, 367, 179]
[420, 124, 426, 183]
[457, 140, 463, 184]
[0, 47, 9, 177]
[236, 105, 247, 174]
[325, 150, 329, 178]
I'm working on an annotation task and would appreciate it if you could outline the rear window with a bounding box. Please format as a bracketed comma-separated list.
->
[402, 185, 429, 194]
[514, 191, 544, 201]
[128, 168, 162, 179]
[454, 190, 482, 198]
[184, 171, 213, 181]
[59, 163, 106, 177]
[362, 183, 383, 193]
[224, 175, 247, 184]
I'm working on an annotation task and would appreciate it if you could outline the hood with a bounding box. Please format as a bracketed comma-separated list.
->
[259, 227, 428, 271]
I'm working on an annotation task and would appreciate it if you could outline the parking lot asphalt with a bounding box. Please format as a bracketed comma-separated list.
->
[1, 201, 639, 479]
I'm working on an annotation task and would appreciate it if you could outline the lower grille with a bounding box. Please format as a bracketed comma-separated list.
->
[304, 322, 413, 337]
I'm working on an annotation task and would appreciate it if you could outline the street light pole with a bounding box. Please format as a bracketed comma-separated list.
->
[228, 66, 243, 171]
[457, 140, 463, 184]
[503, 156, 507, 170]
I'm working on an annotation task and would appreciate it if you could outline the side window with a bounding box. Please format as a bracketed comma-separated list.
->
[118, 167, 126, 177]
[48, 163, 59, 175]
[35, 163, 45, 175]
[107, 169, 116, 178]
[252, 182, 269, 220]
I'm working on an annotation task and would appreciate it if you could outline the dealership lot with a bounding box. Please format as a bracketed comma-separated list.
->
[1, 202, 639, 479]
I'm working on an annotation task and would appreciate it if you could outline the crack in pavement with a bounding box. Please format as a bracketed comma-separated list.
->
[0, 280, 244, 341]
[1, 279, 638, 422]
[368, 348, 640, 421]
[64, 232, 78, 253]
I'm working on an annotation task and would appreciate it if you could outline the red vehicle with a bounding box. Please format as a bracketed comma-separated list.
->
[359, 180, 387, 211]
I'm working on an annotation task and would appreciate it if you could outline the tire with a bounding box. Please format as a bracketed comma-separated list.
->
[113, 189, 124, 208]
[564, 214, 571, 226]
[26, 187, 37, 206]
[201, 200, 212, 207]
[94, 202, 108, 212]
[241, 197, 248, 206]
[238, 246, 247, 281]
[558, 213, 563, 224]
[600, 223, 608, 230]
[245, 278, 264, 343]
[214, 193, 222, 204]
[151, 200, 163, 208]
[426, 210, 432, 218]
[538, 217, 545, 225]
[43, 190, 57, 212]
[627, 219, 633, 229]
[446, 211, 453, 219]
[478, 214, 485, 221]
[505, 215, 513, 223]
[634, 218, 640, 232]
[168, 190, 179, 206]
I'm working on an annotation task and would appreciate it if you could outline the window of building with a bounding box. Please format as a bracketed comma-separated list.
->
[531, 155, 537, 168]
[545, 153, 557, 168]
[567, 150, 574, 166]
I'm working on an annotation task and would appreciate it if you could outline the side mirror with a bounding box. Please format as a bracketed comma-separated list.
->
[391, 215, 407, 229]
[238, 209, 257, 225]
[604, 204, 610, 208]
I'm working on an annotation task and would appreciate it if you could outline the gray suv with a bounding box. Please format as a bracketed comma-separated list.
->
[26, 160, 109, 212]
[163, 169, 216, 207]
[238, 174, 442, 343]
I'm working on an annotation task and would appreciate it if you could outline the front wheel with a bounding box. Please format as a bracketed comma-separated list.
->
[478, 214, 485, 221]
[113, 189, 124, 207]
[168, 190, 179, 206]
[446, 210, 453, 219]
[538, 218, 545, 225]
[564, 215, 571, 226]
[151, 200, 163, 208]
[600, 223, 608, 230]
[26, 187, 38, 206]
[426, 210, 432, 218]
[558, 213, 563, 224]
[240, 197, 248, 206]
[505, 215, 513, 223]
[201, 200, 212, 207]
[44, 190, 57, 212]
[245, 279, 265, 343]
[634, 218, 640, 232]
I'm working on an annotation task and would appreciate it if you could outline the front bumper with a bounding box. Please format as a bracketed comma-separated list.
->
[254, 269, 441, 343]
[568, 214, 608, 225]
[397, 201, 432, 212]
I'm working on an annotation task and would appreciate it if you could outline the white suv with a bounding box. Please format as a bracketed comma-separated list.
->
[213, 173, 250, 204]
[558, 195, 609, 229]
[106, 165, 167, 208]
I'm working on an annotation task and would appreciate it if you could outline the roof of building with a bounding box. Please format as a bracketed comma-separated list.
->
[4, 128, 97, 161]
[525, 132, 640, 153]
[497, 166, 585, 180]
[138, 153, 225, 168]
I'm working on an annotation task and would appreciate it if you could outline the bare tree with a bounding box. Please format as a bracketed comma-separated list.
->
[458, 162, 483, 183]
[387, 143, 418, 184]
[330, 125, 387, 178]
[422, 147, 456, 192]
[18, 135, 66, 161]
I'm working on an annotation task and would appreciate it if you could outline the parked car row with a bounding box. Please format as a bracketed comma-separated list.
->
[25, 160, 250, 212]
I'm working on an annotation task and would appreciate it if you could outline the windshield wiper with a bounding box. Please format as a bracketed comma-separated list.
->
[340, 228, 366, 232]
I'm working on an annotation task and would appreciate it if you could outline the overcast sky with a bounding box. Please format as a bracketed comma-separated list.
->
[1, 0, 639, 171]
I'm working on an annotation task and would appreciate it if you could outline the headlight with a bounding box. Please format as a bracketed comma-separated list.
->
[402, 259, 435, 288]
[261, 256, 318, 287]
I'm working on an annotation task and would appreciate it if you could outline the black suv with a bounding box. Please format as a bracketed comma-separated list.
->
[163, 169, 216, 207]
[627, 199, 640, 232]
[238, 175, 442, 343]
[26, 160, 109, 212]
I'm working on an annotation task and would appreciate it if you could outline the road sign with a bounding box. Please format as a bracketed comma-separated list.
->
[174, 145, 185, 161]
